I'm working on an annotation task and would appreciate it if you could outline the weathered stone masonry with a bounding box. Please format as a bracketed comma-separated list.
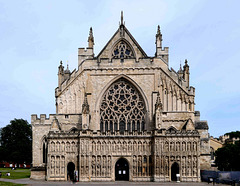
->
[31, 12, 210, 182]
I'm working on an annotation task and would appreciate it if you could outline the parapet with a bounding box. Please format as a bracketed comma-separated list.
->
[78, 47, 94, 66]
[156, 47, 169, 64]
[31, 114, 56, 125]
[31, 114, 82, 126]
[78, 47, 94, 56]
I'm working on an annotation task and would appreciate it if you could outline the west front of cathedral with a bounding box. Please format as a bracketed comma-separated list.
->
[31, 13, 211, 182]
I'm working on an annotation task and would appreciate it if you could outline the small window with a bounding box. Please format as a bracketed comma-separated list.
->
[144, 157, 147, 163]
[65, 115, 69, 119]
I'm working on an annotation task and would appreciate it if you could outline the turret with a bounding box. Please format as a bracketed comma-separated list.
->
[78, 27, 94, 66]
[64, 64, 71, 81]
[155, 25, 169, 64]
[177, 63, 184, 79]
[58, 61, 64, 91]
[183, 59, 190, 88]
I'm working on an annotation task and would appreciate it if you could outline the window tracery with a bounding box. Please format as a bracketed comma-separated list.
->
[100, 78, 145, 133]
[112, 40, 134, 60]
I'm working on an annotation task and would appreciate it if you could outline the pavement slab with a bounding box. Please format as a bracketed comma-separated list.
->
[0, 178, 229, 186]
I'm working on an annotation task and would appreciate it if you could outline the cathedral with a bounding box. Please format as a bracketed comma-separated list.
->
[31, 12, 210, 182]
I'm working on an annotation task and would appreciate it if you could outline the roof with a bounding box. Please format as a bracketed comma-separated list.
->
[195, 121, 208, 130]
[97, 24, 148, 59]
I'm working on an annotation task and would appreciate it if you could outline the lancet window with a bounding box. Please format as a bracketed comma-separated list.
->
[100, 78, 145, 133]
[112, 40, 134, 61]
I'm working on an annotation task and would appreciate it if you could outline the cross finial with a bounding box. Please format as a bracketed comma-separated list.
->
[121, 11, 123, 25]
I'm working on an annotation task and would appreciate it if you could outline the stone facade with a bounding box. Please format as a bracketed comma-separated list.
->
[31, 13, 211, 182]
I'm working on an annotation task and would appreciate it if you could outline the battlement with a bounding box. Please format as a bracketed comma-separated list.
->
[78, 47, 94, 56]
[157, 47, 169, 54]
[156, 47, 169, 64]
[31, 114, 56, 124]
[78, 47, 94, 66]
[31, 114, 82, 126]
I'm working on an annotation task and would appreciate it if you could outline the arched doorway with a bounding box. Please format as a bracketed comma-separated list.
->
[67, 162, 75, 181]
[115, 158, 129, 181]
[171, 162, 179, 181]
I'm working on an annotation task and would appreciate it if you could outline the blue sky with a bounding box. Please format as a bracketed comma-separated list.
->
[0, 0, 239, 137]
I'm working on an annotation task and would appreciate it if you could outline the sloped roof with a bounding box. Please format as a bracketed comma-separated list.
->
[97, 24, 148, 59]
[195, 121, 209, 130]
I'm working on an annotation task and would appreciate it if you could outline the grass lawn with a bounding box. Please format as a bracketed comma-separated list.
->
[0, 168, 30, 179]
[0, 181, 26, 186]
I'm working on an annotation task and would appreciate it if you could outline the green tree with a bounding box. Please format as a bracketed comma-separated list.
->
[225, 131, 240, 139]
[215, 141, 240, 171]
[0, 119, 32, 165]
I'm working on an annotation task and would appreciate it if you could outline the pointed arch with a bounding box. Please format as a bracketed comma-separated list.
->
[98, 76, 147, 132]
[41, 136, 48, 164]
[167, 126, 178, 133]
[69, 127, 78, 133]
[181, 118, 195, 130]
[111, 39, 136, 60]
[95, 75, 149, 131]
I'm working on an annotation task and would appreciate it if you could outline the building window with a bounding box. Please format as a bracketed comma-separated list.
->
[112, 40, 134, 60]
[210, 147, 215, 160]
[100, 78, 146, 133]
[42, 138, 48, 163]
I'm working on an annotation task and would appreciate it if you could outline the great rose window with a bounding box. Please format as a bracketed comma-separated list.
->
[100, 78, 145, 133]
[111, 40, 134, 61]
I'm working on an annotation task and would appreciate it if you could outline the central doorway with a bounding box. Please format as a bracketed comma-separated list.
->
[115, 158, 129, 181]
[67, 162, 75, 181]
[171, 162, 179, 181]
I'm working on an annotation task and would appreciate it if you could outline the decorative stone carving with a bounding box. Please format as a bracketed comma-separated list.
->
[100, 78, 145, 133]
[112, 41, 134, 60]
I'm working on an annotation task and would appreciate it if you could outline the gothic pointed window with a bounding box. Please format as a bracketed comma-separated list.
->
[100, 78, 145, 133]
[112, 40, 134, 61]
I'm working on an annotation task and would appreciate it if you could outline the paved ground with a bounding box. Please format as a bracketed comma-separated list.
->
[0, 178, 230, 186]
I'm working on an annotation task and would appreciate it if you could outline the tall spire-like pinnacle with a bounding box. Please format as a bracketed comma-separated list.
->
[178, 61, 183, 75]
[119, 11, 125, 37]
[184, 59, 189, 69]
[157, 25, 160, 35]
[64, 61, 70, 74]
[121, 11, 123, 25]
[82, 92, 90, 114]
[155, 92, 163, 111]
[88, 27, 94, 48]
[156, 25, 162, 41]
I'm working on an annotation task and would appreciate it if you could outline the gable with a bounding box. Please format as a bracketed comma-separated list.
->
[97, 24, 148, 61]
[182, 119, 195, 130]
[50, 117, 61, 131]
